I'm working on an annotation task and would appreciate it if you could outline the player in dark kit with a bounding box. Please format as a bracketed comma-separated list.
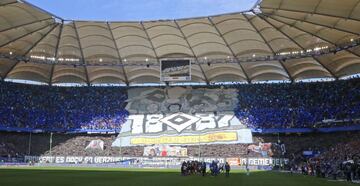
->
[344, 162, 352, 182]
[225, 162, 230, 177]
[201, 162, 206, 176]
[181, 161, 187, 176]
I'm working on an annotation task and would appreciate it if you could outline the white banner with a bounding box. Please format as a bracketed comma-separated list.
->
[143, 145, 187, 157]
[85, 140, 104, 150]
[113, 87, 252, 146]
[24, 156, 288, 166]
[112, 113, 252, 147]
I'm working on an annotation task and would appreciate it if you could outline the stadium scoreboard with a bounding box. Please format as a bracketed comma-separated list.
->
[160, 59, 191, 81]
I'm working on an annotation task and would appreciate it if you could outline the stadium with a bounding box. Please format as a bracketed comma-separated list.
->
[0, 0, 360, 185]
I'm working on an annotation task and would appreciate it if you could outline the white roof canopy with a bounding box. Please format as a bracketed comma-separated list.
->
[0, 0, 359, 85]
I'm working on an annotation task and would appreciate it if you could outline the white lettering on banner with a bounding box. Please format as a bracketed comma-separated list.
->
[239, 158, 289, 166]
[115, 113, 253, 147]
[94, 157, 123, 164]
[160, 113, 200, 132]
[129, 115, 144, 134]
[195, 113, 216, 131]
[25, 156, 288, 166]
[126, 113, 239, 134]
[65, 156, 83, 164]
[84, 157, 93, 163]
[145, 114, 163, 133]
[38, 156, 55, 163]
[55, 156, 65, 164]
[217, 114, 233, 128]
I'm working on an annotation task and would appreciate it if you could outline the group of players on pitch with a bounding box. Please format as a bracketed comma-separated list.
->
[181, 160, 231, 177]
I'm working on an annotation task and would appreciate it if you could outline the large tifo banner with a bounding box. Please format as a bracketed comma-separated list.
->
[112, 87, 253, 147]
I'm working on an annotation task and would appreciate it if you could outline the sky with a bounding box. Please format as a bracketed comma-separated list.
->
[26, 0, 258, 21]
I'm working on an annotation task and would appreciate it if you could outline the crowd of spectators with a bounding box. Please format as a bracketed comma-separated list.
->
[1, 131, 353, 159]
[1, 131, 357, 160]
[1, 132, 359, 183]
[235, 79, 360, 129]
[0, 81, 128, 131]
[1, 79, 359, 182]
[0, 142, 17, 157]
[285, 132, 360, 182]
[42, 135, 254, 157]
[0, 79, 359, 131]
[0, 132, 270, 157]
[1, 131, 360, 182]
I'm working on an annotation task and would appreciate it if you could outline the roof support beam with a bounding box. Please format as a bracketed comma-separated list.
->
[208, 17, 251, 83]
[2, 60, 18, 80]
[262, 12, 359, 36]
[0, 22, 55, 48]
[348, 1, 360, 19]
[251, 0, 262, 10]
[21, 0, 64, 21]
[313, 0, 323, 14]
[266, 15, 360, 58]
[174, 20, 209, 84]
[260, 6, 360, 22]
[140, 22, 160, 61]
[139, 22, 163, 83]
[277, 0, 284, 9]
[244, 14, 293, 82]
[73, 21, 90, 86]
[2, 23, 58, 79]
[257, 13, 338, 79]
[139, 22, 160, 63]
[140, 22, 208, 84]
[107, 22, 129, 86]
[50, 22, 64, 85]
[0, 18, 53, 33]
[22, 24, 58, 56]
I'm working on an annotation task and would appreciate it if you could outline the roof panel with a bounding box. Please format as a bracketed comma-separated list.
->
[0, 0, 359, 85]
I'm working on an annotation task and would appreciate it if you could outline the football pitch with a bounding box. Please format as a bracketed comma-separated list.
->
[0, 167, 354, 186]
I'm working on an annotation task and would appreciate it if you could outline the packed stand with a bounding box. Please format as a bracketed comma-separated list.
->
[0, 132, 272, 158]
[0, 82, 128, 132]
[235, 79, 360, 129]
[288, 135, 360, 182]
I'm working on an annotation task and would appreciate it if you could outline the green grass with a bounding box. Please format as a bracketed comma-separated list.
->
[0, 167, 354, 186]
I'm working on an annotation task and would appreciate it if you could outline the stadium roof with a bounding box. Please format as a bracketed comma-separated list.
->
[0, 0, 359, 86]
